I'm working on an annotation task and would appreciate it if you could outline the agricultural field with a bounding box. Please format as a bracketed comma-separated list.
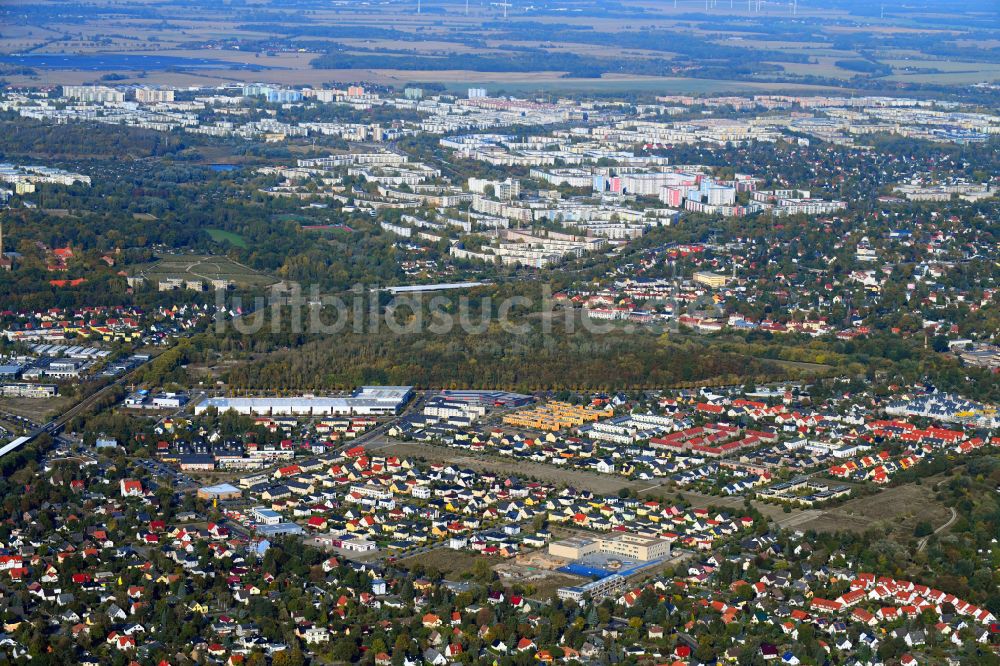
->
[882, 59, 1000, 84]
[3, 0, 996, 91]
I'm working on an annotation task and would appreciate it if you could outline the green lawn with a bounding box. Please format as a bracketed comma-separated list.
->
[206, 228, 249, 249]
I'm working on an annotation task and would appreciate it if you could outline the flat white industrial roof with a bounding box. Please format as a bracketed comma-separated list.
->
[0, 436, 31, 458]
[385, 282, 485, 294]
[200, 483, 240, 494]
[196, 386, 412, 413]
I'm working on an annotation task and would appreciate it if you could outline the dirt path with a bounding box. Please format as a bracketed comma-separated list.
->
[917, 506, 957, 552]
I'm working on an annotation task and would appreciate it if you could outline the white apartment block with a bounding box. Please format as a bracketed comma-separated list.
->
[62, 85, 125, 103]
[135, 88, 175, 103]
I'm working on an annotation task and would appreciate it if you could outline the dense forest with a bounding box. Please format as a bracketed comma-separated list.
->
[0, 118, 187, 160]
[208, 309, 1000, 398]
[218, 314, 796, 392]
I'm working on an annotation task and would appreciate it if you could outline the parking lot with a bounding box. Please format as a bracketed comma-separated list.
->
[137, 458, 197, 490]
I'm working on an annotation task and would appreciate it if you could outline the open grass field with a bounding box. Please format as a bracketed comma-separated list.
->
[882, 59, 1000, 84]
[760, 358, 835, 374]
[0, 395, 77, 423]
[135, 254, 276, 288]
[205, 228, 249, 249]
[768, 59, 863, 80]
[793, 477, 953, 537]
[397, 548, 503, 577]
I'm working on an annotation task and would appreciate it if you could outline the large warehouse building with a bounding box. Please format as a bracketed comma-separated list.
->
[195, 386, 413, 416]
